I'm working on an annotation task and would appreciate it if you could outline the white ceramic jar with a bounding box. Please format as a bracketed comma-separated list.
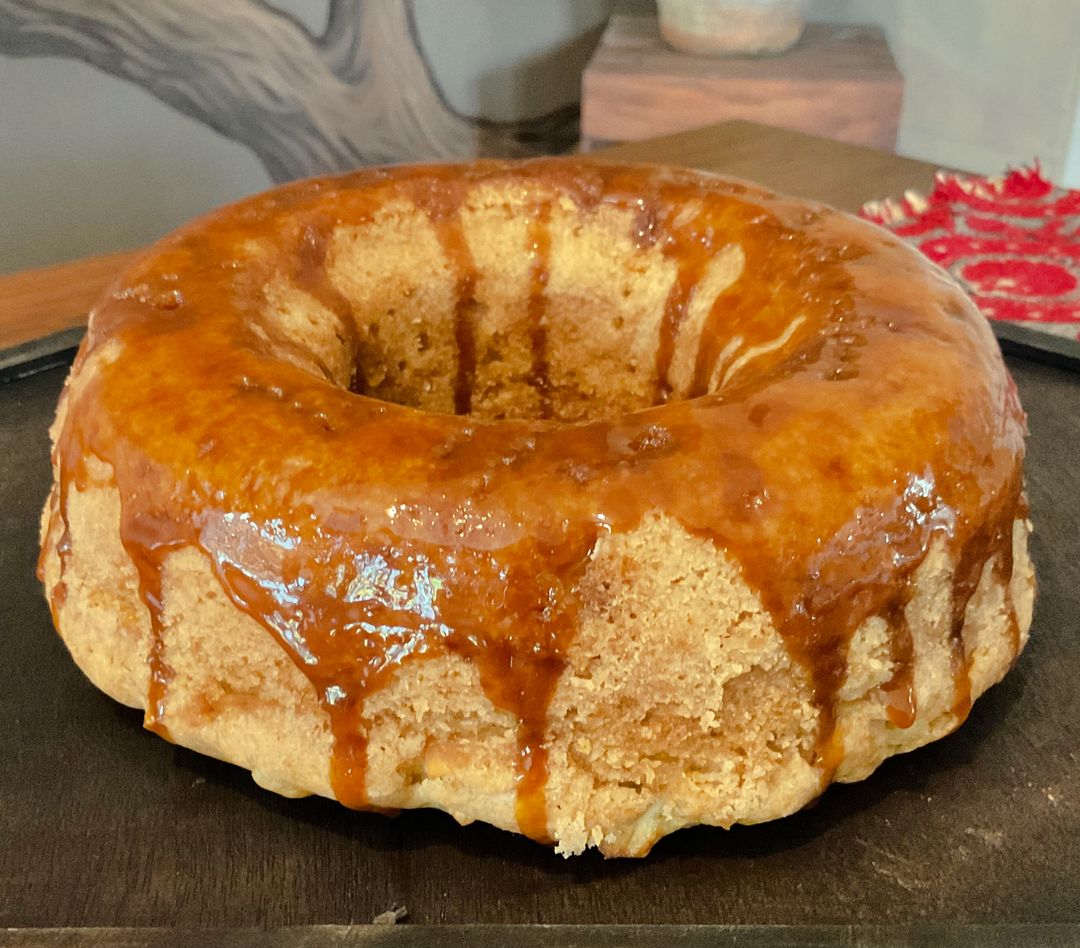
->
[657, 0, 808, 56]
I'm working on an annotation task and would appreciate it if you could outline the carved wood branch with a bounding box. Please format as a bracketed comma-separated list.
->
[0, 0, 579, 182]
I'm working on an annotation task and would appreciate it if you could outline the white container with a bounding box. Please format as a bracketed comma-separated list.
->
[657, 0, 808, 56]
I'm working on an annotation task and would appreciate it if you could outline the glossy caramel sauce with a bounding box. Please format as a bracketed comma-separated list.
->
[526, 201, 553, 419]
[880, 585, 917, 730]
[40, 159, 1028, 840]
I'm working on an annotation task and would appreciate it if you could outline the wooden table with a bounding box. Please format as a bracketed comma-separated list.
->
[2, 122, 1078, 945]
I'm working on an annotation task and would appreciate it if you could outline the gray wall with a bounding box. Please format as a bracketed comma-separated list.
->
[2, 0, 1078, 274]
[813, 0, 1080, 182]
[0, 55, 267, 273]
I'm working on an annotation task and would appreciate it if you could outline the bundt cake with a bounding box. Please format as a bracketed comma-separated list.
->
[39, 159, 1034, 856]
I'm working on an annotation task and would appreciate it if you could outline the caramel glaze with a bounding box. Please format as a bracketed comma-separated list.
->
[880, 585, 917, 730]
[526, 202, 554, 419]
[40, 159, 1029, 843]
[294, 224, 363, 393]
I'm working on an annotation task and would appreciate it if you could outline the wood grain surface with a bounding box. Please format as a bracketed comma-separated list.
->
[0, 248, 139, 350]
[602, 120, 940, 210]
[582, 19, 902, 149]
[2, 122, 1078, 935]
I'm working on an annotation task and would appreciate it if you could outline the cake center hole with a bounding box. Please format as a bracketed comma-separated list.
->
[270, 199, 754, 423]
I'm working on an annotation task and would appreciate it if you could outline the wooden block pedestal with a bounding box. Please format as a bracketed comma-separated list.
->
[582, 17, 903, 151]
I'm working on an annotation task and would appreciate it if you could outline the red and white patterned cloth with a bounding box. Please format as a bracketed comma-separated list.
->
[861, 163, 1080, 341]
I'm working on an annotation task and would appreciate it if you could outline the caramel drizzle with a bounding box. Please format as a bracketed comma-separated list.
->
[428, 195, 569, 838]
[526, 203, 553, 418]
[207, 556, 388, 809]
[946, 482, 1021, 723]
[120, 518, 182, 742]
[651, 203, 790, 402]
[412, 186, 566, 829]
[40, 160, 1030, 848]
[44, 376, 182, 741]
[691, 250, 780, 398]
[295, 192, 563, 832]
[654, 255, 702, 403]
[649, 200, 736, 404]
[437, 536, 595, 845]
[412, 181, 479, 415]
[449, 265, 478, 415]
[294, 223, 364, 391]
[881, 584, 917, 729]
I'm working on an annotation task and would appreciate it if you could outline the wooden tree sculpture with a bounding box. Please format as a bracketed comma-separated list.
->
[0, 0, 580, 182]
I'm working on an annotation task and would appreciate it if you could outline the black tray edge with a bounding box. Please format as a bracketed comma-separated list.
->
[0, 326, 84, 384]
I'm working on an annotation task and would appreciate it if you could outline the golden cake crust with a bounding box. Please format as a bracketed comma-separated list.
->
[39, 159, 1034, 856]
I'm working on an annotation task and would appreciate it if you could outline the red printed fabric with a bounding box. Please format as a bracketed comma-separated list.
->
[861, 164, 1080, 341]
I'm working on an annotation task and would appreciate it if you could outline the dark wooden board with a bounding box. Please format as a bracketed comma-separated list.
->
[2, 353, 1078, 932]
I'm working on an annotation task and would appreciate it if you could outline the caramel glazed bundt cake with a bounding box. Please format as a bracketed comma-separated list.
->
[39, 159, 1034, 857]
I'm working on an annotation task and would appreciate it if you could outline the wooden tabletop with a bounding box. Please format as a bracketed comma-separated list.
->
[0, 247, 138, 351]
[602, 120, 940, 207]
[0, 121, 941, 353]
[4, 122, 1078, 941]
